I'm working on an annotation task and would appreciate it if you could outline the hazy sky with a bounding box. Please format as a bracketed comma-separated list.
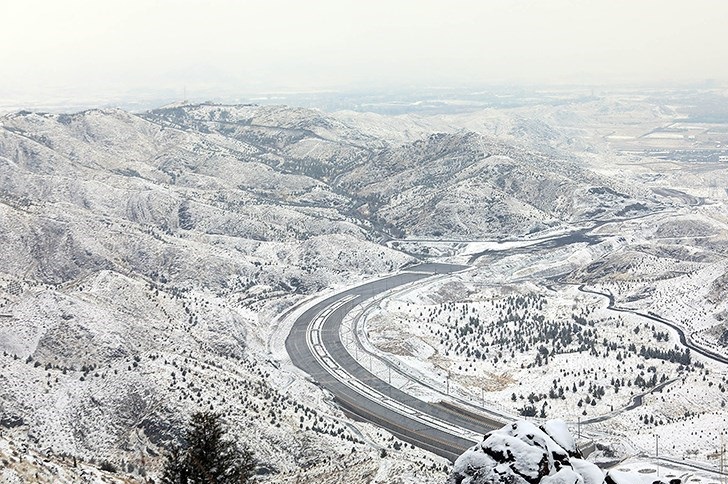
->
[2, 0, 728, 105]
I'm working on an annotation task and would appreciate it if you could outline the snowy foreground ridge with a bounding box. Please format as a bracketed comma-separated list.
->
[448, 419, 672, 484]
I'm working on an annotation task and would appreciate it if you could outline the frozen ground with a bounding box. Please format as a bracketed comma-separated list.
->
[3, 92, 728, 482]
[363, 197, 728, 474]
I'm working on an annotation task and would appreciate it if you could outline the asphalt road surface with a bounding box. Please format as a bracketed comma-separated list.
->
[578, 285, 728, 365]
[285, 263, 502, 462]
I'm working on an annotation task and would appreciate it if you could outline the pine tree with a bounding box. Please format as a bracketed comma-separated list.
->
[161, 411, 256, 484]
[160, 444, 188, 484]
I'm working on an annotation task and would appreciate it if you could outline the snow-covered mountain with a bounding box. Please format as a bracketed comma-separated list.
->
[0, 102, 702, 482]
[0, 105, 423, 481]
[142, 103, 667, 239]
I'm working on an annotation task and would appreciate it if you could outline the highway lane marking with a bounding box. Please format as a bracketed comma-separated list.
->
[436, 401, 504, 430]
[334, 390, 474, 460]
[310, 330, 320, 345]
[343, 275, 507, 431]
[305, 294, 483, 443]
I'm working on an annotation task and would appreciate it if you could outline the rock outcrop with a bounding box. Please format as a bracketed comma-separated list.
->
[447, 419, 677, 484]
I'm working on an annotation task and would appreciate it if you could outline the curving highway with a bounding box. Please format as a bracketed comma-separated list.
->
[285, 263, 503, 461]
[285, 213, 728, 462]
[577, 285, 728, 365]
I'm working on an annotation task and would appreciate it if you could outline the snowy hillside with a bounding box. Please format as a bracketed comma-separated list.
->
[1, 101, 727, 483]
[141, 103, 671, 239]
[0, 105, 437, 482]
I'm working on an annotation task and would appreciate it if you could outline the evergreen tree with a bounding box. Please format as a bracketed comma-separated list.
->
[160, 444, 188, 484]
[161, 411, 255, 484]
[178, 200, 194, 230]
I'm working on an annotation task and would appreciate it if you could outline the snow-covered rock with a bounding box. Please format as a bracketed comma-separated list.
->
[447, 419, 679, 484]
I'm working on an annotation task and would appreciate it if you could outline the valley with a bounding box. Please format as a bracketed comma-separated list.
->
[2, 90, 728, 483]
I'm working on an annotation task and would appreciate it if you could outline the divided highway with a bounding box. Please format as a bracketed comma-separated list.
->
[285, 263, 502, 461]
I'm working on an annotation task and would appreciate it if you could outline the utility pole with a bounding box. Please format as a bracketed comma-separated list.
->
[387, 364, 392, 398]
[720, 431, 724, 484]
[578, 416, 581, 440]
[446, 376, 450, 395]
[655, 434, 659, 477]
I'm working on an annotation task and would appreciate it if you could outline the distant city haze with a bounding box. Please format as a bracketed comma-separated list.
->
[2, 0, 728, 108]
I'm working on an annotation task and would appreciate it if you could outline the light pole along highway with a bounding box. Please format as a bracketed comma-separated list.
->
[285, 263, 504, 462]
